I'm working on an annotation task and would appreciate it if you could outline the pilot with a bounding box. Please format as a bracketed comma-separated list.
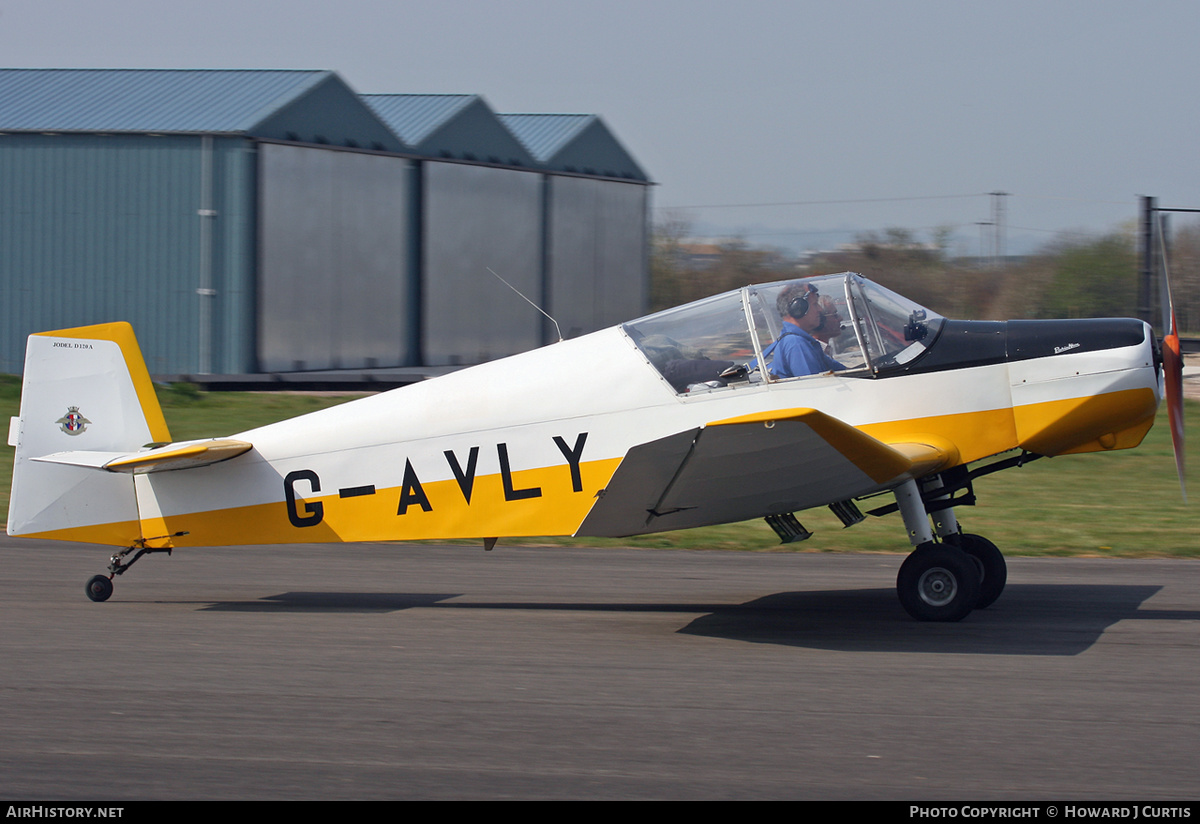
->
[765, 283, 845, 378]
[812, 295, 846, 354]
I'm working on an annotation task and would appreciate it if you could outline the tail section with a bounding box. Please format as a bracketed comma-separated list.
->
[7, 323, 171, 544]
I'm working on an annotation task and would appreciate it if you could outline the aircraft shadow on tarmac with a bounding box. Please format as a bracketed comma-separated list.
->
[197, 582, 1200, 656]
[679, 584, 1185, 655]
[203, 592, 462, 612]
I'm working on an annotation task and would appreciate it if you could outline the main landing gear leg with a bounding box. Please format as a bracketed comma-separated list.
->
[893, 478, 981, 622]
[84, 542, 174, 602]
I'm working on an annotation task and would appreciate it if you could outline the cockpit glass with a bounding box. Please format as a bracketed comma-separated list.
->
[849, 277, 945, 369]
[622, 291, 756, 393]
[622, 272, 941, 394]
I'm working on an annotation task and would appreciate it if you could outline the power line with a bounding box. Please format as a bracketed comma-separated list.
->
[654, 193, 988, 210]
[723, 222, 976, 240]
[1010, 193, 1134, 207]
[1006, 224, 1113, 236]
[657, 191, 1142, 211]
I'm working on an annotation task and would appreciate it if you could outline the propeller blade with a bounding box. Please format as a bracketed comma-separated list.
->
[1155, 211, 1186, 501]
[1164, 323, 1186, 502]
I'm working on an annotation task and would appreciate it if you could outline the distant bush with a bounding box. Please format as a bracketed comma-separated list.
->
[0, 374, 20, 402]
[158, 381, 205, 406]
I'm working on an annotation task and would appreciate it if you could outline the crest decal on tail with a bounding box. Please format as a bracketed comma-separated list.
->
[56, 406, 91, 435]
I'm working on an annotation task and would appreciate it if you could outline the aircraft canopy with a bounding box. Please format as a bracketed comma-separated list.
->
[622, 273, 944, 394]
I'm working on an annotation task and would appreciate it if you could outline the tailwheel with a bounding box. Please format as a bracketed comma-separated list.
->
[897, 543, 980, 622]
[85, 574, 114, 603]
[82, 537, 180, 602]
[953, 533, 1006, 609]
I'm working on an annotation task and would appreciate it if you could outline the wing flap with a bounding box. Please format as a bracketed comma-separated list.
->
[578, 408, 929, 537]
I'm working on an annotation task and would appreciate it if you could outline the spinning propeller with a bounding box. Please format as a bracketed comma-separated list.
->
[1158, 216, 1187, 501]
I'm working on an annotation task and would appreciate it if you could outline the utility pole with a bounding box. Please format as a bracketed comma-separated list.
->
[1140, 195, 1200, 331]
[975, 221, 993, 268]
[989, 191, 1009, 267]
[1139, 195, 1156, 326]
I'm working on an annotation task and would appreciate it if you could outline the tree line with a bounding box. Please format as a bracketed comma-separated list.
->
[651, 219, 1200, 334]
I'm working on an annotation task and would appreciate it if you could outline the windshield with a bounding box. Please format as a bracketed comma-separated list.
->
[623, 273, 943, 394]
[847, 277, 945, 369]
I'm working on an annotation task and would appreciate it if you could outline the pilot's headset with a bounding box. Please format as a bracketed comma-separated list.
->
[786, 285, 817, 320]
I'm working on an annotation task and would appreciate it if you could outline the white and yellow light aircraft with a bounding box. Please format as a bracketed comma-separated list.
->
[6, 272, 1185, 621]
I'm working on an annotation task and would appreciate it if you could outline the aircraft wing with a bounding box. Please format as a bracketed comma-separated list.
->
[32, 439, 253, 475]
[576, 408, 953, 537]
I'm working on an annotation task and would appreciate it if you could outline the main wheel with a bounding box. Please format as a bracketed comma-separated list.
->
[897, 544, 981, 622]
[85, 575, 113, 603]
[955, 534, 1006, 609]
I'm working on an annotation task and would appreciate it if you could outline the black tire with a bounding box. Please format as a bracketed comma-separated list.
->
[85, 575, 113, 603]
[897, 544, 981, 622]
[956, 533, 1006, 609]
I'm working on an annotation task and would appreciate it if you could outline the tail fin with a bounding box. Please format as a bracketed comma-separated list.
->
[7, 323, 171, 544]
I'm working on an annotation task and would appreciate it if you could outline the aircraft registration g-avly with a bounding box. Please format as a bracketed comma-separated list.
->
[6, 272, 1186, 621]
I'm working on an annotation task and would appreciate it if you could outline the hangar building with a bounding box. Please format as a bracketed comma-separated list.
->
[0, 69, 651, 379]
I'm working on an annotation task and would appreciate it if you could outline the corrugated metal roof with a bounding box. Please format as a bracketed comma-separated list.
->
[0, 68, 333, 133]
[497, 113, 594, 162]
[361, 94, 478, 146]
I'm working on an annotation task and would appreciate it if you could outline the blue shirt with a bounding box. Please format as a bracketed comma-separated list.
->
[763, 322, 845, 378]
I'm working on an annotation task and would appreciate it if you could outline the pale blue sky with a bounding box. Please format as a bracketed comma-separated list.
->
[3, 0, 1197, 254]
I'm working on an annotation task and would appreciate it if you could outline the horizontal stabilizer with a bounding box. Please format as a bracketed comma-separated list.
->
[34, 439, 253, 475]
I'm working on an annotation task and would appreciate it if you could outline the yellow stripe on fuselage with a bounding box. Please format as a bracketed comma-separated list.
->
[1011, 387, 1158, 456]
[24, 457, 625, 548]
[862, 387, 1156, 463]
[21, 519, 145, 547]
[858, 407, 1019, 466]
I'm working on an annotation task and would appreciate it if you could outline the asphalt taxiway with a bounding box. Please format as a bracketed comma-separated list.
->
[1, 535, 1197, 800]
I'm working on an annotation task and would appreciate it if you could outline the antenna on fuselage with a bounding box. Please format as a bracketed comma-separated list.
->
[487, 267, 564, 343]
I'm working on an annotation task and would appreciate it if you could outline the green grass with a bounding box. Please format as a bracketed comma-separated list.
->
[152, 382, 370, 441]
[1, 373, 1196, 557]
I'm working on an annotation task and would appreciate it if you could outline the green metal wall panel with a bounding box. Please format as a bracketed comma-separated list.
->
[0, 134, 256, 375]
